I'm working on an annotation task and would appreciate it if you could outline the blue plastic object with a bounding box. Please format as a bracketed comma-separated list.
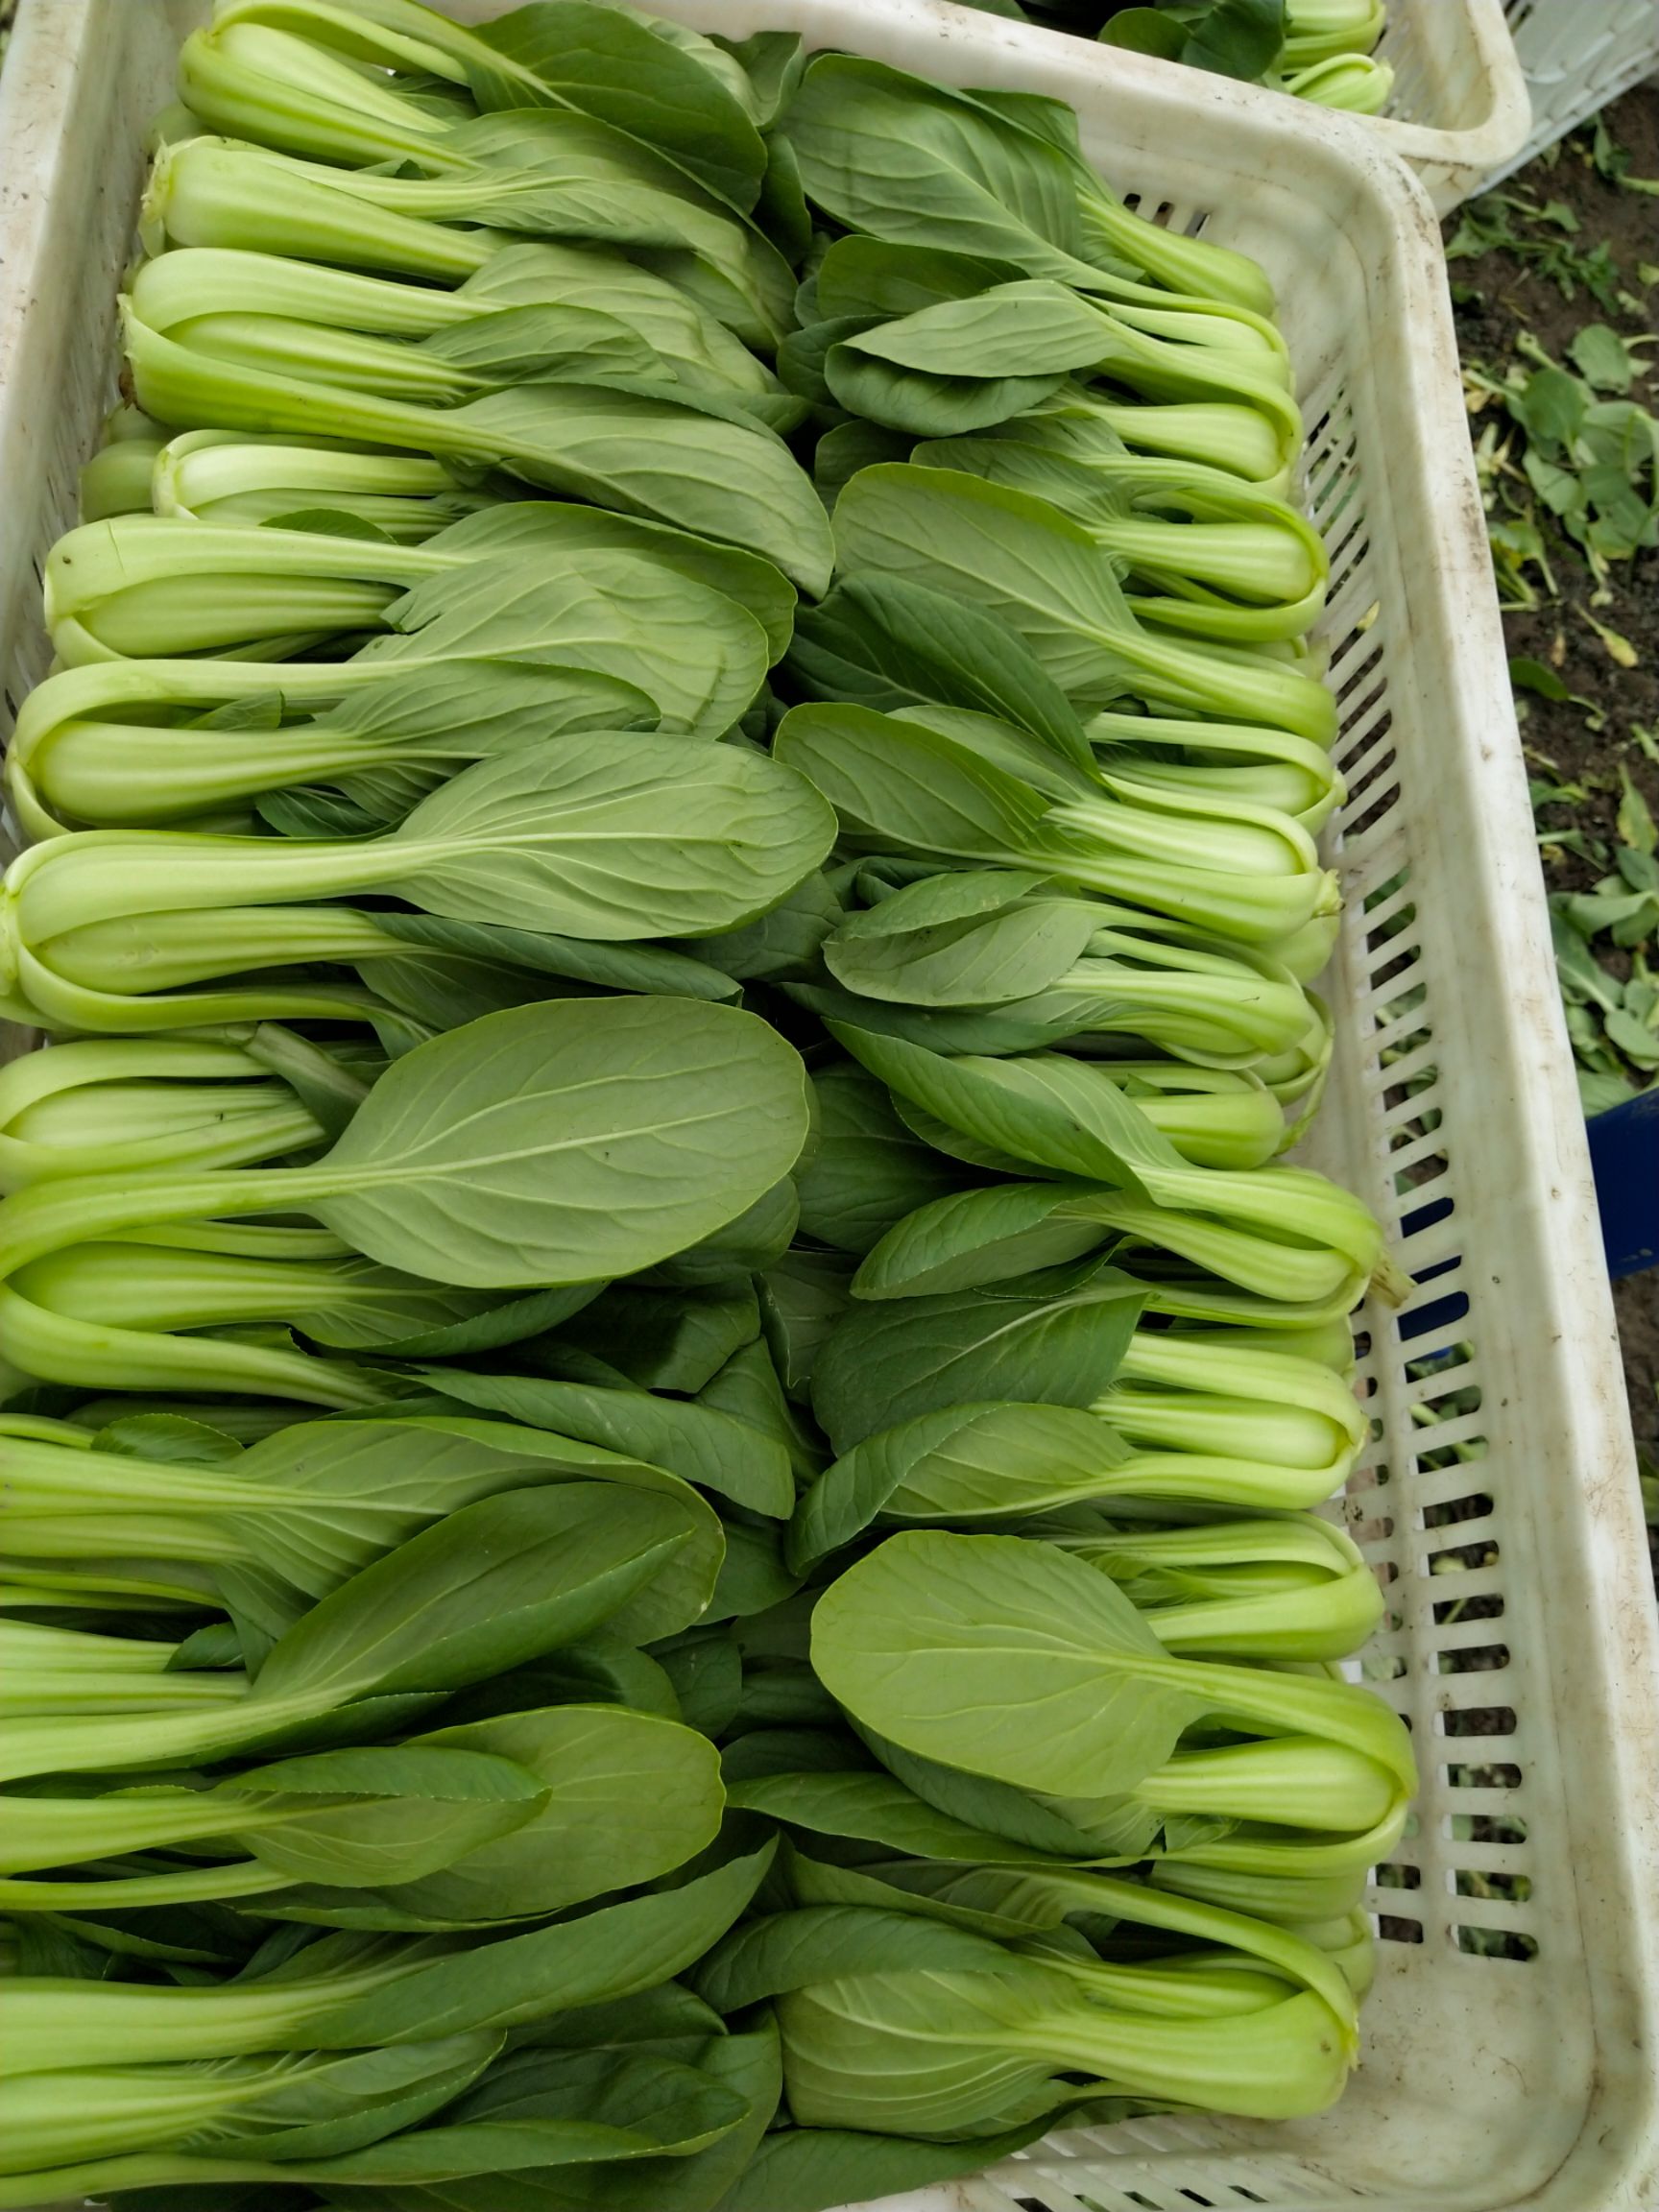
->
[1588, 1089, 1659, 1279]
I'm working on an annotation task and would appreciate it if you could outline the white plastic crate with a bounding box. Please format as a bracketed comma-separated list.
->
[2, 3, 1659, 2210]
[1492, 0, 1659, 193]
[1366, 0, 1533, 206]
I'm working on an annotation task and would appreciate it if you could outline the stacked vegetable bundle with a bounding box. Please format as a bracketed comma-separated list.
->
[0, 4, 1411, 2207]
[1070, 0, 1393, 114]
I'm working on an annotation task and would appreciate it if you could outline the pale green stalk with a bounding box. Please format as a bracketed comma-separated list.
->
[79, 436, 166, 520]
[1104, 1068, 1286, 1170]
[1270, 55, 1394, 110]
[1051, 1513, 1382, 1660]
[1101, 1330, 1368, 1472]
[0, 1035, 325, 1188]
[1088, 713, 1344, 834]
[180, 15, 481, 168]
[0, 1863, 301, 1910]
[1064, 1164, 1382, 1312]
[0, 1280, 393, 1406]
[155, 427, 492, 536]
[1033, 385, 1291, 488]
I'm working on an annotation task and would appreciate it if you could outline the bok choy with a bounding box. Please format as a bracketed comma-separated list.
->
[0, 6, 1411, 2202]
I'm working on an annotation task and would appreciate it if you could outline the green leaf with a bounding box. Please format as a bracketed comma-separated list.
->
[814, 1528, 1414, 1803]
[1509, 654, 1570, 701]
[831, 466, 1330, 736]
[1580, 1068, 1638, 1115]
[463, 1, 769, 211]
[695, 1902, 1005, 2012]
[811, 1531, 1204, 1795]
[823, 343, 1065, 437]
[407, 2020, 783, 2212]
[787, 979, 1081, 1064]
[1619, 766, 1657, 856]
[813, 419, 912, 504]
[27, 1405, 721, 1637]
[207, 2052, 746, 2180]
[438, 2038, 746, 2151]
[109, 2034, 502, 2174]
[325, 656, 658, 749]
[1186, 0, 1287, 79]
[784, 56, 1098, 286]
[777, 312, 865, 406]
[709, 1518, 803, 1623]
[841, 279, 1297, 461]
[786, 575, 1095, 771]
[449, 237, 782, 403]
[355, 945, 580, 1042]
[657, 1627, 745, 1736]
[1097, 8, 1188, 58]
[449, 383, 825, 577]
[252, 1483, 707, 1709]
[359, 550, 771, 739]
[725, 1757, 1069, 1865]
[518, 1980, 725, 2051]
[429, 501, 798, 662]
[1522, 447, 1586, 521]
[814, 237, 1029, 324]
[556, 1280, 760, 1396]
[697, 1336, 827, 1492]
[794, 1063, 974, 1257]
[787, 1400, 1132, 1572]
[1508, 366, 1589, 450]
[650, 1177, 800, 1291]
[268, 1705, 726, 1927]
[1552, 912, 1624, 1011]
[825, 873, 1098, 1006]
[709, 2108, 1046, 2205]
[1569, 323, 1643, 395]
[300, 998, 811, 1287]
[317, 1839, 775, 2047]
[849, 1182, 1114, 1298]
[94, 1412, 244, 1466]
[845, 280, 1119, 381]
[774, 699, 1052, 872]
[878, 1701, 1175, 1854]
[367, 562, 771, 755]
[757, 1252, 855, 1404]
[1605, 1007, 1659, 1069]
[425, 299, 666, 385]
[822, 1019, 1180, 1191]
[717, 32, 807, 128]
[370, 913, 739, 1006]
[228, 1743, 550, 1888]
[420, 1368, 795, 1518]
[810, 1263, 1145, 1450]
[690, 870, 844, 987]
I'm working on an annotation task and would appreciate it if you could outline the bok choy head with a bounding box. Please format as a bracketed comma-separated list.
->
[695, 1900, 1355, 2132]
[0, 996, 812, 1288]
[1, 735, 836, 1032]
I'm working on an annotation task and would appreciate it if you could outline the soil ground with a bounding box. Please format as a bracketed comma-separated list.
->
[1444, 85, 1659, 1479]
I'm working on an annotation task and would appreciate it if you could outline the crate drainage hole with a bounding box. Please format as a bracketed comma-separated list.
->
[1378, 1914, 1424, 1944]
[1456, 1926, 1539, 1961]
